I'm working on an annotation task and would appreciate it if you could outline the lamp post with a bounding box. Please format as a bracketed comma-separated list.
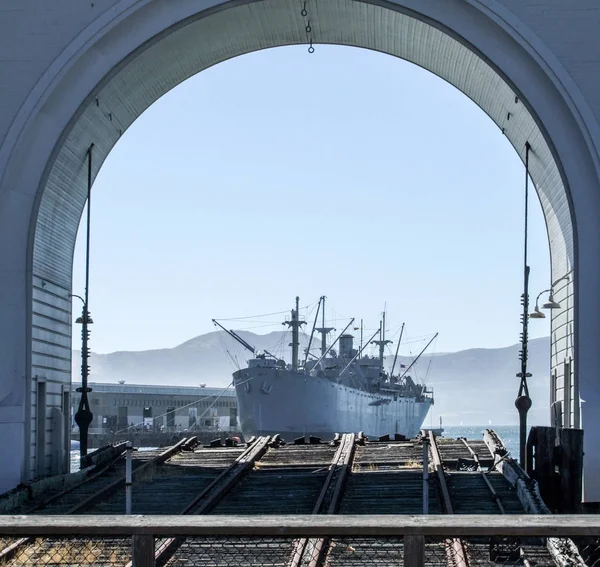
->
[73, 143, 94, 463]
[72, 294, 93, 460]
[516, 142, 533, 470]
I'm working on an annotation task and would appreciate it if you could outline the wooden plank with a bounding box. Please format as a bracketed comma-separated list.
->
[1, 515, 600, 537]
[528, 426, 558, 510]
[145, 436, 272, 567]
[559, 428, 583, 513]
[564, 360, 572, 428]
[404, 535, 424, 567]
[484, 429, 587, 566]
[65, 438, 188, 513]
[132, 535, 155, 567]
[290, 433, 356, 567]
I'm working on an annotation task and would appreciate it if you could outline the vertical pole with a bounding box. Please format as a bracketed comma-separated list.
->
[132, 535, 155, 567]
[322, 297, 327, 356]
[75, 144, 94, 463]
[404, 536, 425, 567]
[572, 357, 581, 429]
[360, 319, 363, 353]
[422, 436, 429, 514]
[516, 141, 532, 469]
[126, 441, 132, 514]
[292, 296, 300, 372]
[378, 320, 384, 365]
[564, 359, 572, 428]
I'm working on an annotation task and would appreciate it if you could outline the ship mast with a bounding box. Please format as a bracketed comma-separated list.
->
[372, 311, 392, 368]
[303, 296, 323, 367]
[283, 296, 306, 372]
[315, 296, 334, 357]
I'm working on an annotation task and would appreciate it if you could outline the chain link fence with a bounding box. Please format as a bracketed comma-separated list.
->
[0, 536, 130, 566]
[0, 517, 598, 567]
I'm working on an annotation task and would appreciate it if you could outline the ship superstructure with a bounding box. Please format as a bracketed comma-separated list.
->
[214, 296, 435, 440]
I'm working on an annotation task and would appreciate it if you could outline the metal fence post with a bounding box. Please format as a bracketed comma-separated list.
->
[423, 437, 429, 514]
[132, 535, 155, 567]
[126, 441, 132, 514]
[404, 535, 425, 567]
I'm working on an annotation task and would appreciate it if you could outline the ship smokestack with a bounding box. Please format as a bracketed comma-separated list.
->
[339, 334, 354, 358]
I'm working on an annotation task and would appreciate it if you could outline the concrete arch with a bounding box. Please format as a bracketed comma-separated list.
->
[1, 0, 599, 498]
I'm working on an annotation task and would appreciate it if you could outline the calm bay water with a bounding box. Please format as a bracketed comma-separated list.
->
[70, 426, 519, 472]
[441, 425, 519, 458]
[70, 445, 158, 472]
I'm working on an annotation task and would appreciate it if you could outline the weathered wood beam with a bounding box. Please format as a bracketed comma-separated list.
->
[484, 429, 586, 567]
[1, 515, 599, 538]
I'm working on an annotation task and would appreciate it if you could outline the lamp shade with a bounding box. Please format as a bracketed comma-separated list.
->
[542, 293, 561, 310]
[529, 306, 546, 319]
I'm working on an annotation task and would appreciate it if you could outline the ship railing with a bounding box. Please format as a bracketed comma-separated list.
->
[1, 515, 598, 567]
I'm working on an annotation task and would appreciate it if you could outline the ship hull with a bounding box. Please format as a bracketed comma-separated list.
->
[233, 367, 432, 441]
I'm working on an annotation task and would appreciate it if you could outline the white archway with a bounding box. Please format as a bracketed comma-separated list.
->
[1, 0, 599, 498]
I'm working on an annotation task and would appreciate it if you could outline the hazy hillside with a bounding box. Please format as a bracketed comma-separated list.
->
[74, 331, 551, 426]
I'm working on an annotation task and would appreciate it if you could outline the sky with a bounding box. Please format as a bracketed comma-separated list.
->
[72, 44, 552, 357]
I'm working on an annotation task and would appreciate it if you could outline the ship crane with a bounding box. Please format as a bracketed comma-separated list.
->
[212, 319, 278, 360]
[396, 332, 439, 385]
[303, 296, 324, 367]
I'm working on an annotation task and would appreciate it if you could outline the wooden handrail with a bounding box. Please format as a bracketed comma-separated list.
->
[0, 515, 599, 537]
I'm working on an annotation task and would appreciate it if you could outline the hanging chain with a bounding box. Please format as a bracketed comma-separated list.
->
[301, 1, 315, 53]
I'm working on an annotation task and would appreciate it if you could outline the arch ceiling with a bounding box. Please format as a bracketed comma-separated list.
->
[34, 0, 571, 289]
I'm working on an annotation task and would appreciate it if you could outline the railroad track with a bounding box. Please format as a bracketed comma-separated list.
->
[428, 431, 470, 567]
[458, 436, 552, 567]
[320, 436, 436, 566]
[432, 433, 575, 567]
[160, 434, 356, 567]
[289, 433, 356, 567]
[0, 438, 192, 566]
[1, 431, 586, 567]
[340, 437, 438, 514]
[85, 442, 244, 515]
[152, 436, 272, 567]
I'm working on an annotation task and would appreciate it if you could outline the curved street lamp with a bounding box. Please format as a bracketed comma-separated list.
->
[529, 289, 559, 319]
[529, 274, 570, 319]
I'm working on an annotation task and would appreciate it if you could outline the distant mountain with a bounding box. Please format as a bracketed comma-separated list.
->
[74, 332, 550, 426]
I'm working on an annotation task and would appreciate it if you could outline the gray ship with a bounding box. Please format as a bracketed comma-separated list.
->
[215, 297, 435, 441]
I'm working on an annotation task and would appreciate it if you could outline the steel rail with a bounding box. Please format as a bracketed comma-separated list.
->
[0, 439, 189, 564]
[428, 431, 470, 567]
[148, 436, 271, 567]
[288, 433, 356, 567]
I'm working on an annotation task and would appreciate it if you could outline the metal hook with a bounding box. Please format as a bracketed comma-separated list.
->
[308, 41, 315, 54]
[301, 2, 307, 16]
[306, 21, 312, 33]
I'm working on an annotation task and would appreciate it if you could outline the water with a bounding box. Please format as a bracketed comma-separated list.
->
[442, 425, 519, 457]
[70, 446, 158, 472]
[70, 451, 79, 472]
